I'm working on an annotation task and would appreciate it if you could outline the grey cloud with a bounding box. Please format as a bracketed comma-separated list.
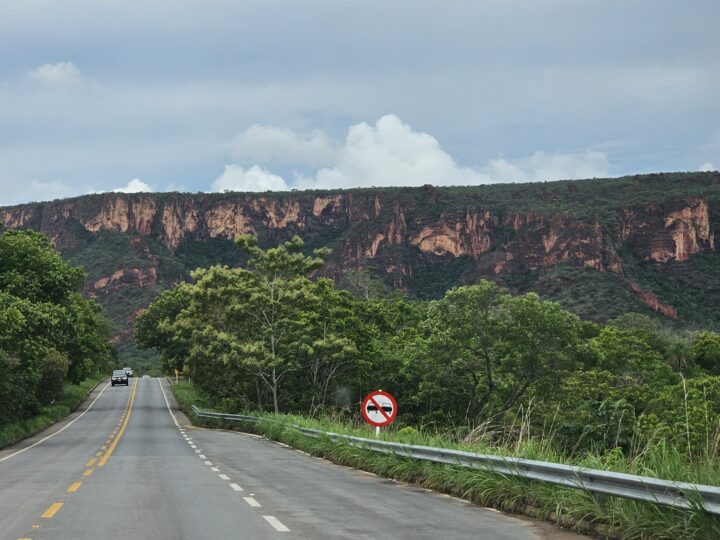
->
[0, 0, 717, 204]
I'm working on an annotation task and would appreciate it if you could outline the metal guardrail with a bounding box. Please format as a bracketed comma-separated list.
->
[191, 405, 720, 515]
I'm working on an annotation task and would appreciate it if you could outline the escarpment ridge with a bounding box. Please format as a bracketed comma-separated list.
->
[2, 171, 719, 338]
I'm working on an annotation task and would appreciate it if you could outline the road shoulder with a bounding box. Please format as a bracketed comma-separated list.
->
[0, 378, 108, 460]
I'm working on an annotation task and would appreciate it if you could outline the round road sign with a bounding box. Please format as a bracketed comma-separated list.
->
[361, 390, 397, 427]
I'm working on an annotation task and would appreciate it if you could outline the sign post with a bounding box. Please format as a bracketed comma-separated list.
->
[360, 390, 397, 437]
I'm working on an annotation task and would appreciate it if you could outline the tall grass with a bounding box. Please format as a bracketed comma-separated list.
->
[0, 374, 105, 450]
[172, 380, 720, 539]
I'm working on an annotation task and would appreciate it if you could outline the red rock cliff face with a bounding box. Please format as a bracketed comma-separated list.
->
[1, 189, 716, 321]
[622, 198, 715, 263]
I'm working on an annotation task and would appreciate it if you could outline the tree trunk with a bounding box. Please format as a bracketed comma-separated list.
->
[255, 377, 264, 411]
[271, 368, 279, 414]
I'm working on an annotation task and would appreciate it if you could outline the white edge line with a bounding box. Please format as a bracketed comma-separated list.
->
[0, 381, 111, 463]
[158, 378, 180, 427]
[263, 516, 290, 532]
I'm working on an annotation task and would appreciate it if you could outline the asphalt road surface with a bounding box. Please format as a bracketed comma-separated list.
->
[0, 377, 588, 539]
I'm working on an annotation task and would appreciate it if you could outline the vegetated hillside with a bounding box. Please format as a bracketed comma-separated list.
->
[1, 171, 719, 351]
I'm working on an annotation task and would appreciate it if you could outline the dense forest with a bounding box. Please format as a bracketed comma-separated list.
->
[137, 235, 720, 458]
[0, 226, 113, 432]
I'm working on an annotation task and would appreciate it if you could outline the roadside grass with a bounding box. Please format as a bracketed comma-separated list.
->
[0, 374, 106, 450]
[171, 380, 720, 539]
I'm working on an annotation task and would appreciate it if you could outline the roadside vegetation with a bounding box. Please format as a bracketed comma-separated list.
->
[0, 374, 105, 449]
[0, 225, 113, 443]
[139, 234, 720, 538]
[173, 380, 720, 540]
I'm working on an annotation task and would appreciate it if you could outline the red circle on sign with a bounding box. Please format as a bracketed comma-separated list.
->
[361, 390, 397, 427]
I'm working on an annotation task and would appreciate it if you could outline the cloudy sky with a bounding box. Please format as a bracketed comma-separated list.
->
[1, 0, 718, 205]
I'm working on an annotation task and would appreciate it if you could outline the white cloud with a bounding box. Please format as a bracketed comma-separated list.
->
[28, 62, 81, 86]
[113, 178, 152, 193]
[699, 162, 715, 172]
[299, 115, 487, 189]
[229, 124, 338, 167]
[290, 115, 609, 189]
[212, 164, 288, 192]
[216, 115, 611, 192]
[483, 150, 610, 183]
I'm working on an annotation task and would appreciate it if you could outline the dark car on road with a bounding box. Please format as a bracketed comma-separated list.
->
[111, 369, 129, 386]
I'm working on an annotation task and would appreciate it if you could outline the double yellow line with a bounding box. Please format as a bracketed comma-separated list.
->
[98, 377, 139, 467]
[26, 378, 140, 538]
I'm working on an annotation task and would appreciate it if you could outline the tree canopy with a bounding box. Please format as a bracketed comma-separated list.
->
[0, 229, 112, 424]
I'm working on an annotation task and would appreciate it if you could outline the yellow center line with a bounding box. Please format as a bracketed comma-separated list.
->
[95, 451, 102, 457]
[67, 482, 82, 493]
[98, 378, 138, 467]
[41, 502, 63, 519]
[83, 469, 94, 477]
[86, 458, 96, 468]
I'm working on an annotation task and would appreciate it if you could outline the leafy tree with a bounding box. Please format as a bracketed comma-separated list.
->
[420, 281, 508, 424]
[495, 292, 582, 414]
[0, 229, 112, 424]
[644, 376, 720, 456]
[590, 326, 677, 391]
[607, 313, 671, 355]
[0, 230, 85, 304]
[692, 331, 720, 374]
[135, 284, 193, 374]
[340, 268, 398, 300]
[419, 282, 582, 425]
[227, 234, 329, 413]
[298, 281, 365, 415]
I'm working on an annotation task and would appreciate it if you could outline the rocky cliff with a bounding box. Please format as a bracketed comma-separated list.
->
[2, 171, 720, 336]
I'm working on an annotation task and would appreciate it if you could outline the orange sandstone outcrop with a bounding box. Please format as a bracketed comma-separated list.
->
[91, 267, 158, 295]
[626, 198, 714, 263]
[628, 282, 678, 319]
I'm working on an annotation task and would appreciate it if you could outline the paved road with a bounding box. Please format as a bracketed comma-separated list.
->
[0, 377, 586, 539]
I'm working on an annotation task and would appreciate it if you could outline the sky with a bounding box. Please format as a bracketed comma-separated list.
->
[0, 0, 718, 206]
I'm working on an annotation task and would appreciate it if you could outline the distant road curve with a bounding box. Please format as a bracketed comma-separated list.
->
[0, 377, 588, 539]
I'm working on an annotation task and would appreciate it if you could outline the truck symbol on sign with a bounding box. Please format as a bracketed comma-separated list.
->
[366, 403, 393, 414]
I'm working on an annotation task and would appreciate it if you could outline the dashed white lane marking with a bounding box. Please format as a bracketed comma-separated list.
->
[204, 461, 213, 466]
[159, 378, 291, 533]
[263, 516, 290, 532]
[198, 454, 206, 459]
[158, 379, 180, 427]
[0, 382, 111, 463]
